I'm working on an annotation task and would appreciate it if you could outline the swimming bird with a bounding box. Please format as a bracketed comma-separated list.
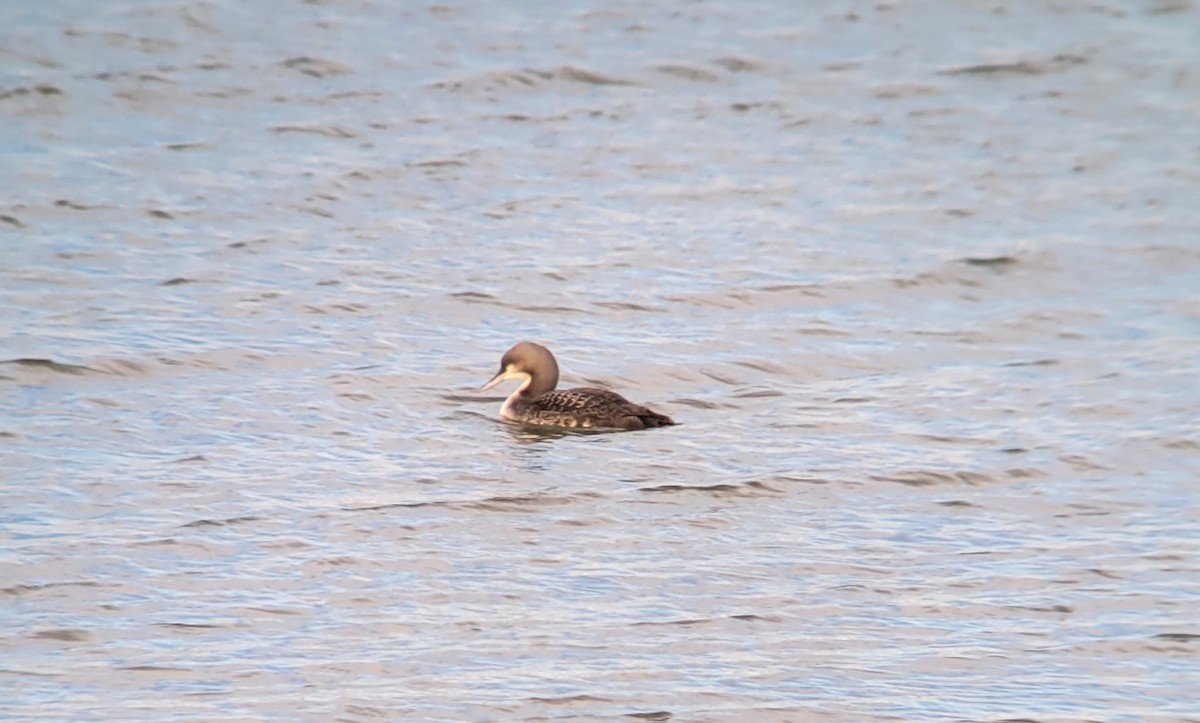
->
[480, 341, 675, 430]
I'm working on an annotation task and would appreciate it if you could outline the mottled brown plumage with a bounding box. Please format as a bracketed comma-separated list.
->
[480, 341, 675, 430]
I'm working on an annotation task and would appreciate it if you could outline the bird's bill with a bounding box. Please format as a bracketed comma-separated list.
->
[479, 368, 521, 392]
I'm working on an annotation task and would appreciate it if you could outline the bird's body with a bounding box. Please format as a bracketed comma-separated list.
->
[480, 342, 675, 431]
[501, 386, 674, 430]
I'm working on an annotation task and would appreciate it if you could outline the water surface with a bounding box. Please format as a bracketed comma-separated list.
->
[2, 0, 1198, 720]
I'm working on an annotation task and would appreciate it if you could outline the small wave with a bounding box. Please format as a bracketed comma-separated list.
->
[872, 469, 995, 487]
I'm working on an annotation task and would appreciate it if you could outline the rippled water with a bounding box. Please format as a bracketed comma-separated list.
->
[3, 1, 1198, 720]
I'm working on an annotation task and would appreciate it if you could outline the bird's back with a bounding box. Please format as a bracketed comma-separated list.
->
[510, 387, 676, 430]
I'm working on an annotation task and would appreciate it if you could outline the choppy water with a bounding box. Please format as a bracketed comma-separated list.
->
[3, 1, 1199, 720]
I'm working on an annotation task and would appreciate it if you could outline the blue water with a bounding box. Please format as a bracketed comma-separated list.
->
[3, 0, 1198, 720]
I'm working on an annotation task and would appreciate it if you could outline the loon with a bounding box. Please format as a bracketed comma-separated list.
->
[480, 341, 675, 430]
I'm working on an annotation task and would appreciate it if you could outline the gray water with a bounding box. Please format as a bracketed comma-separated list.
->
[2, 1, 1198, 720]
